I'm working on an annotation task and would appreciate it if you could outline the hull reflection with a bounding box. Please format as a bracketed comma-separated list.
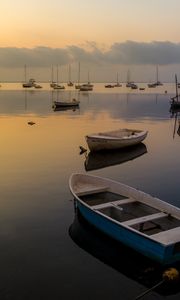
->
[69, 210, 180, 296]
[84, 143, 147, 171]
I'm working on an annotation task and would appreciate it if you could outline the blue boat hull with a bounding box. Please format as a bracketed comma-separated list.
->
[77, 201, 180, 265]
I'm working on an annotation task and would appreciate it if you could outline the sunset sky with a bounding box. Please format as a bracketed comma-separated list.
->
[1, 0, 180, 82]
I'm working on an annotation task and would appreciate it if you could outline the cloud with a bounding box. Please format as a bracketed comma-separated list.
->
[0, 41, 180, 68]
[0, 46, 70, 68]
[104, 41, 180, 65]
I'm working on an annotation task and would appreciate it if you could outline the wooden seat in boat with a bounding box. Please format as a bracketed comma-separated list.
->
[76, 186, 109, 196]
[121, 212, 167, 226]
[150, 226, 180, 245]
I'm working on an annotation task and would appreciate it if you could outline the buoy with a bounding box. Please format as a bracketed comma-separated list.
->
[162, 267, 179, 282]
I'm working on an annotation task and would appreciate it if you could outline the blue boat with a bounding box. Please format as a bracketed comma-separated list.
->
[69, 173, 180, 265]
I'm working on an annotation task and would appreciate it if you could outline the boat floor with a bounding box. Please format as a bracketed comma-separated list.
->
[78, 190, 180, 240]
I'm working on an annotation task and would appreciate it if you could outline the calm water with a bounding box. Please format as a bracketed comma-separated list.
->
[0, 85, 180, 299]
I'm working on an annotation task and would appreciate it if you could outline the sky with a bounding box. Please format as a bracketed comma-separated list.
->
[1, 0, 180, 82]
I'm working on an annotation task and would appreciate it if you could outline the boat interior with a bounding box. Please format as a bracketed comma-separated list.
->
[78, 188, 180, 238]
[97, 129, 139, 138]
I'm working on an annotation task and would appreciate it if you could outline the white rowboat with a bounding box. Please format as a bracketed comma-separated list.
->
[85, 128, 148, 152]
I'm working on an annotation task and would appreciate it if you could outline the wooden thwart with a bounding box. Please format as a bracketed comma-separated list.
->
[76, 186, 109, 196]
[121, 212, 167, 226]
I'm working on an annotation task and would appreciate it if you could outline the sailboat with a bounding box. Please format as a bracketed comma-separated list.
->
[53, 90, 80, 109]
[50, 65, 57, 88]
[114, 72, 122, 87]
[75, 62, 81, 89]
[148, 65, 163, 88]
[126, 69, 138, 89]
[53, 65, 65, 90]
[126, 69, 134, 87]
[170, 74, 180, 111]
[22, 65, 36, 88]
[79, 70, 93, 91]
[155, 65, 163, 86]
[67, 64, 74, 86]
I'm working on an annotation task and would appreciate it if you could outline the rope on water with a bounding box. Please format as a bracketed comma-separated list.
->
[134, 268, 179, 300]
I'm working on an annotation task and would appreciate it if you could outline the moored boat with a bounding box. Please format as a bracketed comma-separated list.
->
[85, 128, 148, 152]
[53, 98, 80, 108]
[79, 83, 93, 91]
[53, 84, 65, 90]
[22, 78, 36, 88]
[105, 84, 114, 88]
[69, 173, 180, 265]
[170, 74, 180, 111]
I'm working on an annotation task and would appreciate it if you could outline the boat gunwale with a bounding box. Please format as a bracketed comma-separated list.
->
[85, 129, 148, 141]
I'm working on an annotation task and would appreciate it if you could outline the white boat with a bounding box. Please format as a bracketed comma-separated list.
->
[69, 173, 180, 264]
[67, 81, 74, 87]
[50, 82, 57, 88]
[53, 98, 80, 108]
[85, 128, 148, 152]
[34, 83, 42, 89]
[148, 83, 157, 88]
[79, 84, 93, 91]
[23, 78, 36, 88]
[53, 84, 65, 90]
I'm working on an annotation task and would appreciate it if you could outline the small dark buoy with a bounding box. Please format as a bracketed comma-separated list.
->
[28, 121, 36, 125]
[165, 90, 167, 94]
[79, 146, 87, 155]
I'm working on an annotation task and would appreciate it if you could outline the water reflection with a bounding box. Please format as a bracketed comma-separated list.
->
[69, 210, 180, 297]
[84, 143, 147, 171]
[170, 111, 180, 138]
[169, 106, 180, 117]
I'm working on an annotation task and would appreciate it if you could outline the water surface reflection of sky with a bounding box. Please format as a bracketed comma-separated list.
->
[0, 88, 180, 300]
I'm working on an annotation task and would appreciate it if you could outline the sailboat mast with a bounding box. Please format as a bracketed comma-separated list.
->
[51, 65, 54, 83]
[156, 65, 158, 83]
[175, 74, 179, 101]
[56, 65, 59, 83]
[127, 69, 130, 83]
[24, 64, 27, 82]
[78, 62, 80, 85]
[69, 64, 71, 82]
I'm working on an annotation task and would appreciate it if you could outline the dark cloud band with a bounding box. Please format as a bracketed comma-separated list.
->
[0, 41, 180, 67]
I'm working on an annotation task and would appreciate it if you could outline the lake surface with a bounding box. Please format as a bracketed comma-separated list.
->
[0, 84, 180, 299]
